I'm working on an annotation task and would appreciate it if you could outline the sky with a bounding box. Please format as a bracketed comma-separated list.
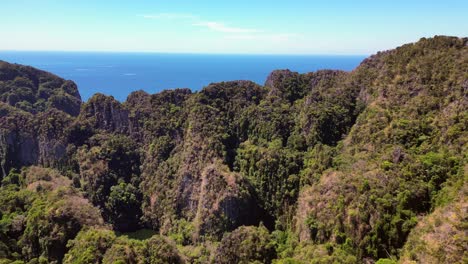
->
[0, 0, 467, 55]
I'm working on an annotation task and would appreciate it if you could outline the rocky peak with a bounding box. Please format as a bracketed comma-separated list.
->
[264, 69, 306, 103]
[80, 93, 129, 134]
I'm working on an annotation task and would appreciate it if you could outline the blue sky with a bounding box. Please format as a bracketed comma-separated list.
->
[1, 0, 467, 54]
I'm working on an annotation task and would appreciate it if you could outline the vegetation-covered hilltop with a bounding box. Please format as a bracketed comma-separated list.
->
[0, 36, 466, 264]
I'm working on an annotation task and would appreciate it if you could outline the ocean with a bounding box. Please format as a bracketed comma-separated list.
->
[0, 51, 366, 101]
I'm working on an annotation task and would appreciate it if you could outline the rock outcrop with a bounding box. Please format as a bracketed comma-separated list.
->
[80, 93, 130, 134]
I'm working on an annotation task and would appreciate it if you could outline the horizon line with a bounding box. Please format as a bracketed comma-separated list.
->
[0, 49, 369, 57]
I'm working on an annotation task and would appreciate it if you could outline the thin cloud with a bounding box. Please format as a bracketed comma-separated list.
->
[224, 35, 257, 40]
[225, 33, 299, 42]
[140, 13, 196, 20]
[140, 13, 295, 38]
[192, 21, 260, 33]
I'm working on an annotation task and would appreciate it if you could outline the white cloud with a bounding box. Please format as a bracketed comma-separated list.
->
[193, 21, 260, 33]
[140, 13, 298, 42]
[140, 14, 259, 33]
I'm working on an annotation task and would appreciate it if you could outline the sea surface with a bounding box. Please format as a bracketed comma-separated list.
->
[0, 51, 366, 101]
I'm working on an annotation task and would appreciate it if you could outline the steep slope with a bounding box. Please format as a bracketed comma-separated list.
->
[399, 183, 467, 263]
[0, 61, 82, 178]
[295, 36, 467, 261]
[139, 81, 268, 239]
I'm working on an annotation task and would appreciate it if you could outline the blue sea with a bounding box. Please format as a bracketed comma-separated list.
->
[0, 51, 365, 101]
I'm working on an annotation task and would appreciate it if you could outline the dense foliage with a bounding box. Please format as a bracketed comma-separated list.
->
[0, 61, 81, 116]
[0, 36, 466, 263]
